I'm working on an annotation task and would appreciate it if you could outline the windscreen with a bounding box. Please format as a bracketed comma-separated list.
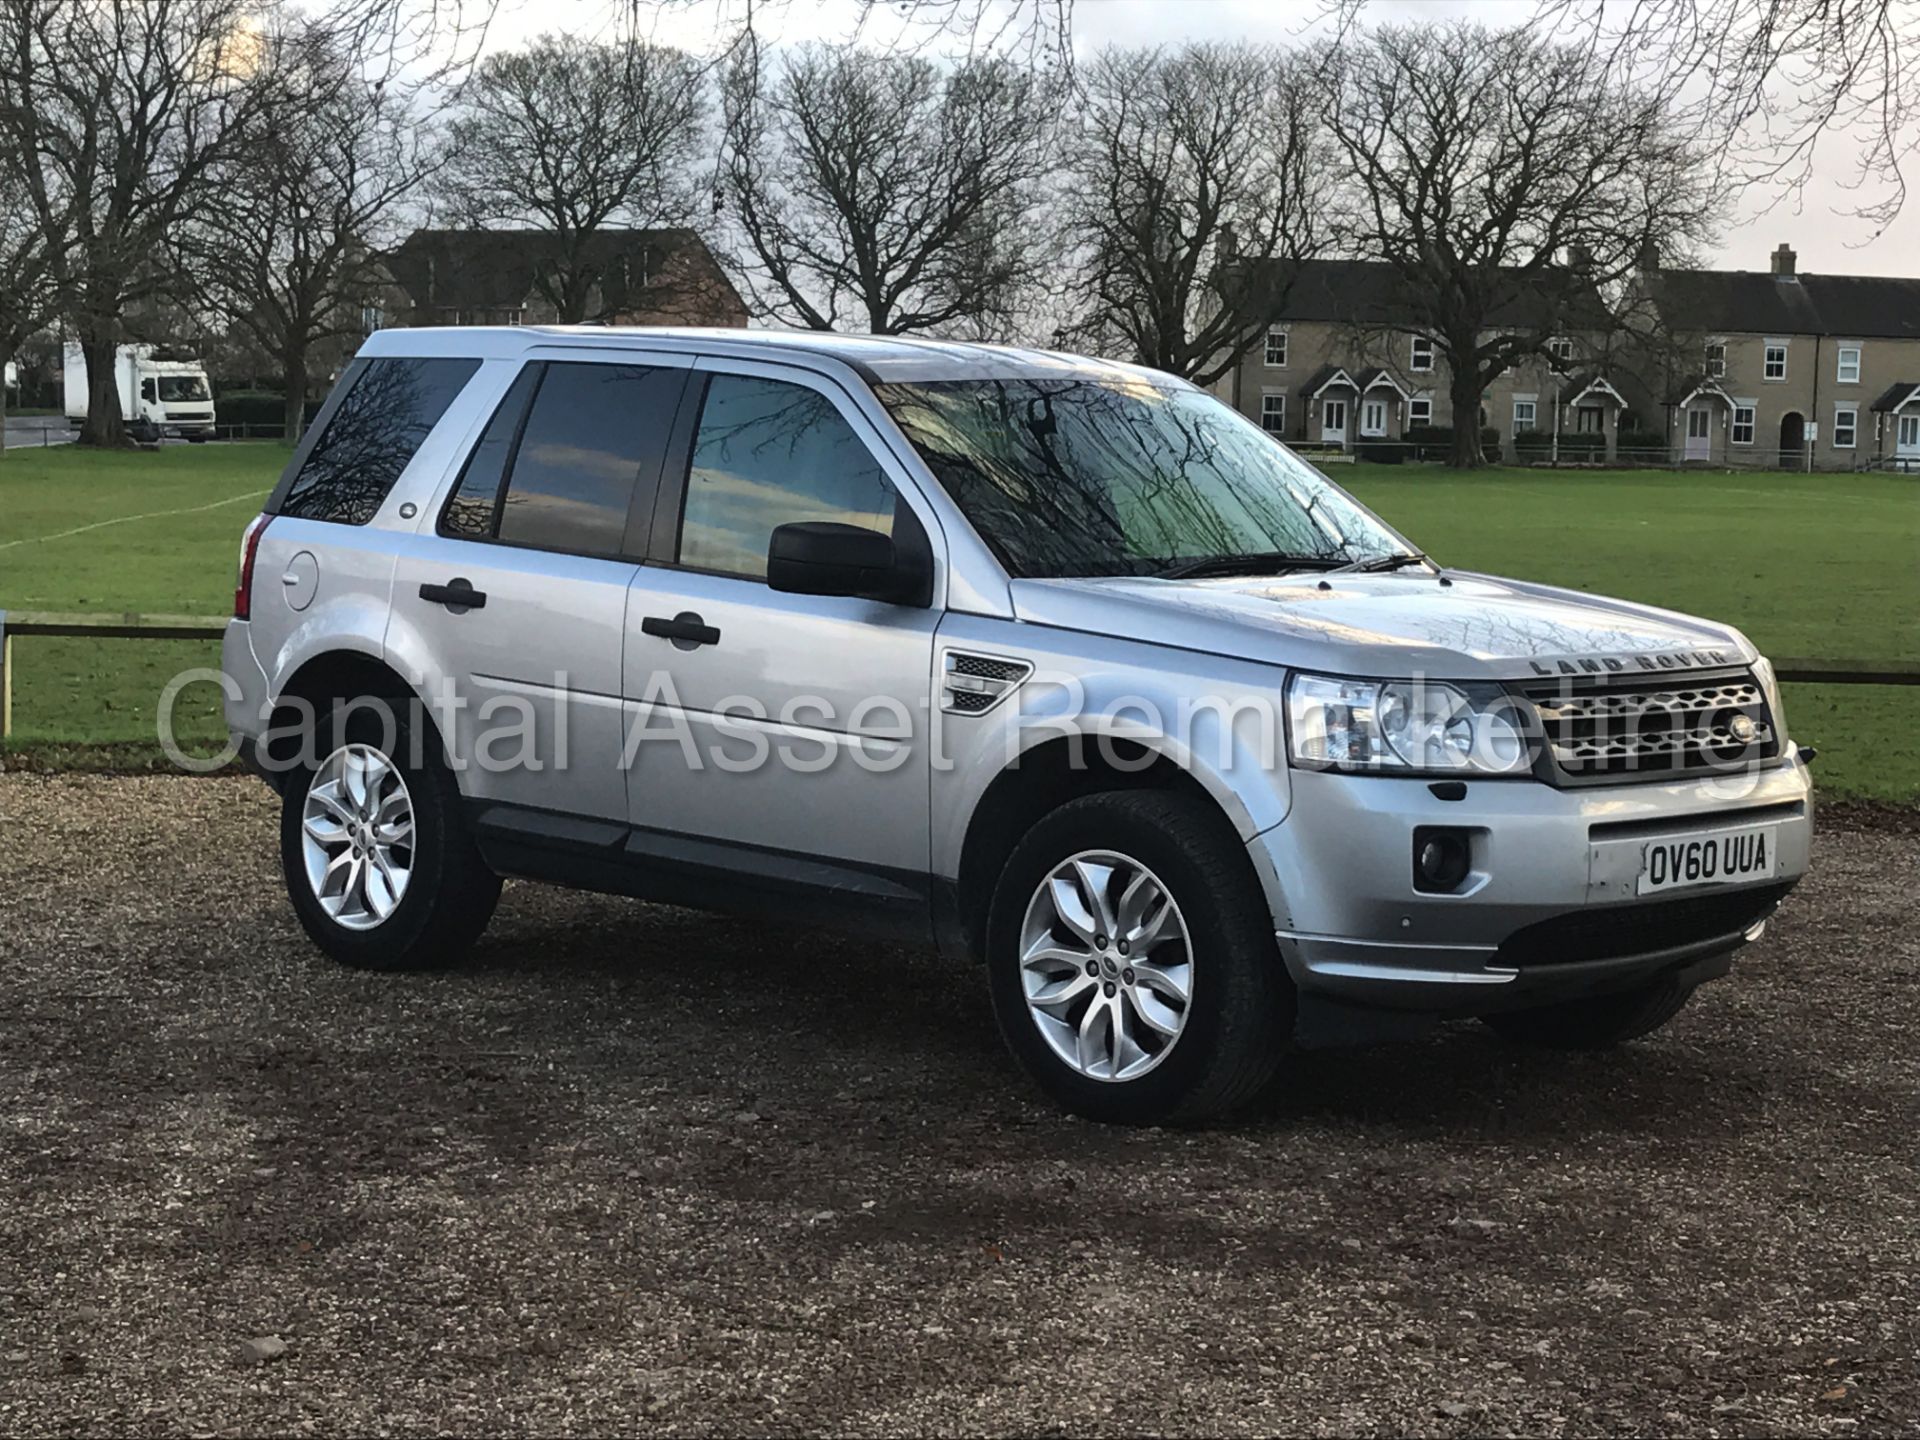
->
[156, 374, 211, 403]
[877, 376, 1406, 579]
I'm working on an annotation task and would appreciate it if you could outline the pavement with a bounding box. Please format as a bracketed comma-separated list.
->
[0, 774, 1914, 1436]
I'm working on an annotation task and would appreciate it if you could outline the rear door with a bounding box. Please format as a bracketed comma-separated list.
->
[619, 359, 942, 891]
[388, 352, 692, 820]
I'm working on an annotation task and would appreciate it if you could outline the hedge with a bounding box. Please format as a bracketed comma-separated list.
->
[214, 389, 324, 427]
[1404, 423, 1503, 463]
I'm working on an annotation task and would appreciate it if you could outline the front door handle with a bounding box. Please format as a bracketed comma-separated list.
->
[420, 578, 487, 612]
[641, 611, 721, 650]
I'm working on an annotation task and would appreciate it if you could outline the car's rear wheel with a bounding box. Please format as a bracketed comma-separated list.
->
[1479, 975, 1695, 1049]
[279, 693, 500, 970]
[985, 790, 1292, 1125]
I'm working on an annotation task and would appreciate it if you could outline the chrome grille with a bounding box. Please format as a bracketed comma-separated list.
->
[1518, 669, 1780, 784]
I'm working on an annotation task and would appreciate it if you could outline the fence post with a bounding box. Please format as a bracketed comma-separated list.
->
[0, 611, 11, 740]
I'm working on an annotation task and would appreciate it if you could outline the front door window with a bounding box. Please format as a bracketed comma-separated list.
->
[1322, 399, 1347, 443]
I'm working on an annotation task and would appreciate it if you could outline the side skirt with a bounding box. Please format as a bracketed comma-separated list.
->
[467, 800, 935, 946]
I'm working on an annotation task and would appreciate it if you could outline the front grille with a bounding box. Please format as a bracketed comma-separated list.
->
[1496, 881, 1792, 967]
[1517, 668, 1779, 785]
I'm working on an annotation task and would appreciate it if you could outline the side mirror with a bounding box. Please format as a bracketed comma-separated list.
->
[767, 521, 906, 600]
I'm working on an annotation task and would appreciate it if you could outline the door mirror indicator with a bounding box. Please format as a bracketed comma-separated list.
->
[767, 522, 909, 601]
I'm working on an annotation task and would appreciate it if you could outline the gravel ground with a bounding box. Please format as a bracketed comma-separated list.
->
[0, 775, 1915, 1437]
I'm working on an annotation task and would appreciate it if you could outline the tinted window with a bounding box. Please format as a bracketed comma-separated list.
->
[439, 364, 543, 540]
[679, 375, 895, 578]
[495, 363, 679, 556]
[280, 357, 479, 525]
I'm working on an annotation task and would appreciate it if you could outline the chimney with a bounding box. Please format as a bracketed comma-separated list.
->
[1218, 223, 1240, 262]
[1771, 242, 1797, 277]
[1566, 243, 1592, 272]
[1636, 238, 1659, 272]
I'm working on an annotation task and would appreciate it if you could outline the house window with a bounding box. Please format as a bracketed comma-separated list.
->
[1704, 342, 1726, 378]
[1764, 343, 1787, 380]
[1259, 392, 1287, 435]
[1408, 396, 1432, 426]
[1836, 346, 1861, 384]
[1833, 406, 1857, 448]
[1576, 405, 1604, 433]
[1546, 336, 1574, 368]
[1264, 329, 1288, 367]
[1409, 336, 1434, 373]
[1512, 399, 1537, 431]
[360, 304, 385, 333]
[1361, 399, 1387, 436]
[1732, 404, 1756, 445]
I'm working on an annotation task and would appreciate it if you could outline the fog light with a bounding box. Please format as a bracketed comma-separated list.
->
[1413, 827, 1473, 893]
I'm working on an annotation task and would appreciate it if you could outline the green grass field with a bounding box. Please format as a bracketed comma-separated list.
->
[1, 446, 1914, 799]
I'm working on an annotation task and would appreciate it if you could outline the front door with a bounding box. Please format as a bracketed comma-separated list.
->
[1321, 398, 1348, 446]
[390, 353, 692, 820]
[1685, 406, 1712, 460]
[1899, 413, 1920, 461]
[620, 360, 940, 911]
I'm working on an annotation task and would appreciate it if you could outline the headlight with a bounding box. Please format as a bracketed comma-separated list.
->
[1752, 655, 1788, 739]
[1286, 673, 1533, 775]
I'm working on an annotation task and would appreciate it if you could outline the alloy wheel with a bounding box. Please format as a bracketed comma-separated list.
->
[300, 743, 415, 931]
[1018, 850, 1194, 1082]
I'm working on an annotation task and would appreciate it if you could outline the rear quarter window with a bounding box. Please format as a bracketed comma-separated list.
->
[276, 357, 480, 525]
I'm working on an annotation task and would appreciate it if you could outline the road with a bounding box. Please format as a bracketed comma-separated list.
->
[0, 775, 1914, 1435]
[2, 416, 73, 450]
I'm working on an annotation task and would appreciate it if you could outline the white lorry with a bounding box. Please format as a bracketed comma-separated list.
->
[63, 342, 216, 442]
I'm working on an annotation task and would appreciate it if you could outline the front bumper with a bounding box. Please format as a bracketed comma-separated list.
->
[1251, 756, 1813, 1024]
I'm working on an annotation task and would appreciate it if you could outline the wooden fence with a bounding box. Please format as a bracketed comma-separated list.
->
[0, 610, 1916, 745]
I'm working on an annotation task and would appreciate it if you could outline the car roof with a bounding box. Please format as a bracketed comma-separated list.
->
[355, 324, 1190, 388]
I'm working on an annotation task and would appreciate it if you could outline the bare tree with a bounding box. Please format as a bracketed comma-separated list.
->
[0, 0, 276, 447]
[438, 33, 707, 324]
[179, 17, 434, 443]
[718, 44, 1055, 335]
[0, 161, 57, 459]
[1322, 23, 1717, 468]
[1054, 43, 1327, 384]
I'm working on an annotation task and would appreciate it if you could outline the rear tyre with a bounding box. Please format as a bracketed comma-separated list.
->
[985, 790, 1292, 1126]
[279, 692, 500, 971]
[1480, 976, 1695, 1049]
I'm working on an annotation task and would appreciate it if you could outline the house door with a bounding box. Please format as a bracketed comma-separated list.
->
[1779, 411, 1806, 465]
[1685, 407, 1712, 460]
[1321, 398, 1347, 446]
[1898, 413, 1920, 460]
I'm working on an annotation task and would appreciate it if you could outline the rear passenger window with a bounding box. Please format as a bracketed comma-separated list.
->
[280, 357, 479, 525]
[679, 374, 896, 579]
[440, 362, 680, 557]
[439, 364, 542, 539]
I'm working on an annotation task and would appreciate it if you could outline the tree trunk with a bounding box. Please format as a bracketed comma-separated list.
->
[77, 332, 127, 449]
[1447, 367, 1484, 469]
[0, 344, 11, 469]
[283, 346, 308, 446]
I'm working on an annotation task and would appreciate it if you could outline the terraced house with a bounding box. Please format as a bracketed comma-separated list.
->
[1217, 258, 1627, 460]
[1631, 244, 1920, 471]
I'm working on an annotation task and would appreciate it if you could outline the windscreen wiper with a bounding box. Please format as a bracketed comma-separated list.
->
[1327, 550, 1432, 576]
[1153, 551, 1347, 581]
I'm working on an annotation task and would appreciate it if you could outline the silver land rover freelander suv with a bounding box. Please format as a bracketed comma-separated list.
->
[220, 328, 1812, 1125]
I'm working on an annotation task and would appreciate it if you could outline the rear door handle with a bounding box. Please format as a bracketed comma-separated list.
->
[420, 578, 486, 612]
[641, 611, 720, 649]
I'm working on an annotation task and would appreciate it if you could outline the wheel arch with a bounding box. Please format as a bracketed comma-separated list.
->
[260, 649, 453, 789]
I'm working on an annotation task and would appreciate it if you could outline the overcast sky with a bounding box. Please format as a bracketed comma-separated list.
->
[473, 0, 1920, 277]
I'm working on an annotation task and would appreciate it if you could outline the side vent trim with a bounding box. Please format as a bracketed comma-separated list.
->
[941, 650, 1033, 716]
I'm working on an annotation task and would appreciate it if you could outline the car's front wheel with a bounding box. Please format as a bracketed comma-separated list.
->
[279, 694, 500, 970]
[985, 790, 1292, 1125]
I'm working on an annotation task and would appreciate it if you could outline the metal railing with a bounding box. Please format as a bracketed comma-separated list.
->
[0, 610, 1914, 746]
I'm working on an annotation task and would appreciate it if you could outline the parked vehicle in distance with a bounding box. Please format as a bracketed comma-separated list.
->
[63, 342, 216, 442]
[221, 328, 1813, 1124]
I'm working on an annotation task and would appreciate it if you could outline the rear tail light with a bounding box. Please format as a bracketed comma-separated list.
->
[234, 514, 270, 620]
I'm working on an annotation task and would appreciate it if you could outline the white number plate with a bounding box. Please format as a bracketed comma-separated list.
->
[1637, 825, 1779, 896]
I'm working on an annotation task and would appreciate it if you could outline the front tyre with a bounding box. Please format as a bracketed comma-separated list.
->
[986, 791, 1292, 1125]
[1480, 975, 1695, 1049]
[279, 694, 500, 971]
